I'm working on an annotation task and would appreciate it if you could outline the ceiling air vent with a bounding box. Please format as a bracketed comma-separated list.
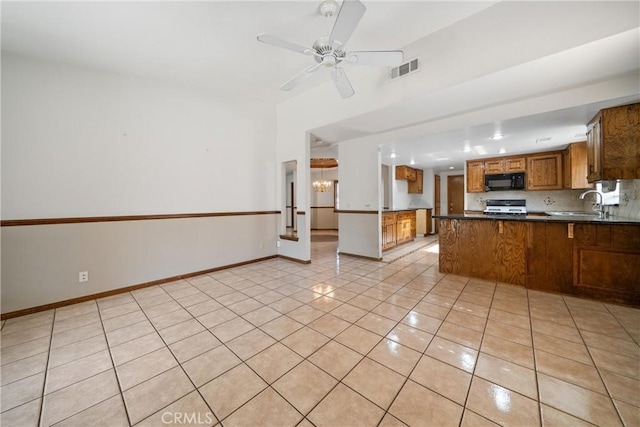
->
[391, 57, 420, 80]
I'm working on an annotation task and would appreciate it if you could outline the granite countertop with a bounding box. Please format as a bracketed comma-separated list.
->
[434, 213, 640, 225]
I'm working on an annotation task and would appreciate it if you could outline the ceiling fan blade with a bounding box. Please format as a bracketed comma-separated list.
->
[329, 0, 366, 49]
[344, 50, 404, 66]
[257, 33, 315, 56]
[330, 67, 355, 98]
[280, 63, 323, 91]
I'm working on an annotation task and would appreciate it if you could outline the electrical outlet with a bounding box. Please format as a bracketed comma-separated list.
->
[276, 240, 281, 248]
[79, 271, 89, 283]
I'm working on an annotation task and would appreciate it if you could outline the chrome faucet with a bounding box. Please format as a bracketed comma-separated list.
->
[579, 190, 605, 218]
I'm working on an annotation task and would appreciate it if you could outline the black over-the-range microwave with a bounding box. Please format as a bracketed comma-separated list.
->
[485, 172, 526, 191]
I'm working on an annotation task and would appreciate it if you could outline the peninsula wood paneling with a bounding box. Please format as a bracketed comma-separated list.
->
[526, 222, 573, 294]
[438, 219, 526, 286]
[438, 218, 640, 305]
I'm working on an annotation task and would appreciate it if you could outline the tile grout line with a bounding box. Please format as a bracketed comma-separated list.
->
[36, 308, 57, 427]
[129, 286, 221, 427]
[562, 297, 629, 426]
[456, 279, 499, 427]
[525, 288, 544, 427]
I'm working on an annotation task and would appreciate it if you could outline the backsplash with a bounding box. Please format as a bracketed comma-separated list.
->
[465, 180, 640, 219]
[609, 179, 640, 219]
[466, 189, 590, 213]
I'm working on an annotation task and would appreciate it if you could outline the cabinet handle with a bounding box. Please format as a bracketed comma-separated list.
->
[568, 223, 574, 239]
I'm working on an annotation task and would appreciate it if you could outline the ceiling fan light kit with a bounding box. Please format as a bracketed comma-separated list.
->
[257, 0, 404, 98]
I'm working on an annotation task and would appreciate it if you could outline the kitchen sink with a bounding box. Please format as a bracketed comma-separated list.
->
[545, 211, 599, 217]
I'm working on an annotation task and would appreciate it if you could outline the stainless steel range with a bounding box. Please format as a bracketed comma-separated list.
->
[484, 199, 527, 216]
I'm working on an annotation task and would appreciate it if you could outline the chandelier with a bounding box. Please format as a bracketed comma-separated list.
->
[313, 168, 332, 192]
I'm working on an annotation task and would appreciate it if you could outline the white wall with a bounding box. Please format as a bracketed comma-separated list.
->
[1, 54, 278, 313]
[338, 141, 380, 259]
[2, 54, 276, 218]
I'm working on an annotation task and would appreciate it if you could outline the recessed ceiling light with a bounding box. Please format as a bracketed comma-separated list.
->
[449, 166, 455, 170]
[462, 146, 471, 153]
[498, 148, 506, 154]
[435, 158, 449, 161]
[490, 134, 504, 141]
[410, 159, 415, 165]
[390, 152, 396, 158]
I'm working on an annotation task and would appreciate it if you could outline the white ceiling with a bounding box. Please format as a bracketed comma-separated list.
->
[1, 1, 495, 104]
[2, 1, 639, 173]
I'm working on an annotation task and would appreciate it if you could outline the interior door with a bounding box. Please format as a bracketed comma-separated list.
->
[447, 175, 465, 215]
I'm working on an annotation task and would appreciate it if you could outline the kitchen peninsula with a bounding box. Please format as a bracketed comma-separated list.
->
[434, 213, 640, 305]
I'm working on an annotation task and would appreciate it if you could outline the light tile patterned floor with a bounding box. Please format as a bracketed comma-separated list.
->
[1, 239, 639, 426]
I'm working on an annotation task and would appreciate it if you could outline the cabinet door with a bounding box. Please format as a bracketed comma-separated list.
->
[408, 169, 423, 193]
[466, 161, 485, 193]
[564, 142, 592, 189]
[526, 153, 563, 190]
[484, 160, 504, 174]
[395, 166, 408, 180]
[504, 157, 526, 172]
[586, 117, 602, 182]
[600, 104, 640, 181]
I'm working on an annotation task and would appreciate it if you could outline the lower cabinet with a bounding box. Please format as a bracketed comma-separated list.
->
[573, 224, 640, 305]
[438, 219, 640, 305]
[382, 214, 397, 251]
[382, 211, 416, 250]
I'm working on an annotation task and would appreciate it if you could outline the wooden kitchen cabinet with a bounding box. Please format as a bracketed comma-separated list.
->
[382, 211, 416, 250]
[382, 213, 397, 251]
[466, 161, 485, 193]
[396, 165, 417, 182]
[485, 157, 526, 174]
[526, 152, 563, 190]
[396, 213, 414, 244]
[586, 103, 640, 182]
[408, 169, 423, 194]
[563, 142, 592, 189]
[573, 223, 640, 304]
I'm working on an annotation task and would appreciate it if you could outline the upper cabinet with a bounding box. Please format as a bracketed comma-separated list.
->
[563, 142, 592, 189]
[586, 103, 640, 182]
[396, 165, 423, 194]
[466, 161, 485, 193]
[526, 152, 563, 190]
[396, 165, 417, 182]
[484, 157, 526, 174]
[408, 169, 423, 194]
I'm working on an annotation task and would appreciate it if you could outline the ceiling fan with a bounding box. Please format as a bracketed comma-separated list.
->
[257, 0, 404, 98]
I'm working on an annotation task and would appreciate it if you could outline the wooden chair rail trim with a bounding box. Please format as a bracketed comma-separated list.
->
[1, 211, 281, 227]
[334, 209, 378, 214]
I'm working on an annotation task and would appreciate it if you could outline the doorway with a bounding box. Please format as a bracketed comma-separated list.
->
[447, 175, 464, 214]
